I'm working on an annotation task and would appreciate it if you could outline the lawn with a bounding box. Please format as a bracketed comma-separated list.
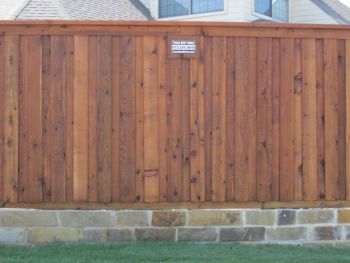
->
[0, 242, 349, 263]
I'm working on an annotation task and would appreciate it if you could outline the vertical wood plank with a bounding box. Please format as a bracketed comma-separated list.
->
[19, 36, 43, 202]
[18, 36, 28, 202]
[143, 36, 160, 202]
[280, 38, 295, 201]
[226, 37, 235, 201]
[235, 38, 257, 201]
[158, 36, 168, 202]
[346, 40, 350, 200]
[271, 38, 281, 201]
[235, 37, 249, 202]
[337, 40, 347, 200]
[324, 39, 339, 201]
[302, 39, 318, 201]
[190, 38, 206, 202]
[97, 36, 113, 203]
[294, 39, 303, 201]
[119, 36, 136, 203]
[247, 38, 257, 202]
[182, 59, 191, 202]
[42, 36, 51, 202]
[50, 36, 66, 202]
[64, 36, 75, 202]
[316, 39, 326, 200]
[211, 37, 227, 202]
[257, 38, 272, 202]
[73, 36, 89, 201]
[204, 37, 212, 201]
[0, 37, 4, 201]
[3, 36, 19, 203]
[167, 59, 183, 202]
[134, 36, 144, 202]
[112, 36, 121, 202]
[88, 36, 98, 202]
[190, 57, 200, 202]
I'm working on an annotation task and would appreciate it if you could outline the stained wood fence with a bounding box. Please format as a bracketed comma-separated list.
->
[1, 21, 350, 207]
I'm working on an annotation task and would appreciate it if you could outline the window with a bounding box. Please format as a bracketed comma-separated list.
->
[159, 0, 224, 18]
[254, 0, 288, 22]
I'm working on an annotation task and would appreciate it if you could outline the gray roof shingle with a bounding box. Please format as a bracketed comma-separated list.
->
[0, 0, 153, 20]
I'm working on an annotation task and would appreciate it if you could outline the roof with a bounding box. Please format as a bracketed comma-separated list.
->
[311, 0, 350, 24]
[0, 0, 153, 20]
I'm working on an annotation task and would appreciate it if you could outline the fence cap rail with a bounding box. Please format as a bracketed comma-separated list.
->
[0, 20, 349, 29]
[0, 20, 349, 39]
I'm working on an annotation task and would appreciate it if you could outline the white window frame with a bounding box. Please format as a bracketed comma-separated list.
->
[157, 0, 228, 20]
[252, 0, 290, 22]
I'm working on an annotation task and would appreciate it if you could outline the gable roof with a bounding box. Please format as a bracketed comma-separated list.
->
[311, 0, 350, 24]
[0, 0, 153, 20]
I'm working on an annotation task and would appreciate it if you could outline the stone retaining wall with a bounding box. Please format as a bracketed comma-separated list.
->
[0, 208, 349, 244]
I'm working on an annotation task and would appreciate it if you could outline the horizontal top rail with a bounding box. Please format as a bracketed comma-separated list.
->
[0, 21, 350, 39]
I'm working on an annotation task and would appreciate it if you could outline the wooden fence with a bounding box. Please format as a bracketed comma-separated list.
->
[1, 21, 350, 208]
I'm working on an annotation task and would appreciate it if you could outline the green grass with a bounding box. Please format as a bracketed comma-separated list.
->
[0, 242, 350, 263]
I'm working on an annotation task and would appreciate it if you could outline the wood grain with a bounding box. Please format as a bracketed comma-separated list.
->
[0, 25, 350, 206]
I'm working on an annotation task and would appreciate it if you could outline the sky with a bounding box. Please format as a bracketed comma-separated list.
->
[339, 0, 350, 7]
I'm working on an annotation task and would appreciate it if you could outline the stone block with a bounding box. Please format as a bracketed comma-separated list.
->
[344, 226, 350, 240]
[219, 227, 265, 242]
[313, 227, 341, 241]
[338, 209, 350, 224]
[188, 210, 242, 226]
[277, 210, 296, 225]
[0, 210, 57, 227]
[108, 229, 135, 241]
[265, 227, 306, 241]
[59, 211, 113, 227]
[298, 209, 335, 224]
[83, 229, 108, 242]
[27, 228, 81, 243]
[246, 210, 275, 226]
[116, 211, 149, 227]
[152, 211, 186, 227]
[135, 228, 176, 241]
[178, 228, 217, 242]
[0, 229, 25, 244]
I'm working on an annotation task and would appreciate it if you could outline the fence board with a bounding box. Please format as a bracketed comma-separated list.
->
[337, 40, 347, 201]
[211, 37, 227, 202]
[257, 38, 272, 202]
[134, 36, 144, 202]
[19, 36, 43, 203]
[294, 39, 303, 201]
[119, 36, 136, 203]
[271, 38, 281, 201]
[42, 36, 51, 202]
[324, 39, 339, 200]
[88, 36, 98, 202]
[65, 36, 74, 202]
[346, 40, 350, 200]
[302, 39, 318, 201]
[97, 36, 113, 202]
[167, 59, 183, 202]
[0, 37, 4, 202]
[316, 39, 326, 200]
[158, 36, 168, 202]
[73, 36, 89, 201]
[204, 37, 212, 202]
[226, 37, 235, 202]
[143, 36, 160, 202]
[280, 38, 295, 201]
